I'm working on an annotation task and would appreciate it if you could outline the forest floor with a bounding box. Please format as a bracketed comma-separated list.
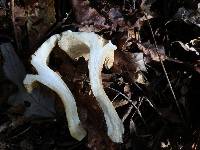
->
[0, 0, 200, 149]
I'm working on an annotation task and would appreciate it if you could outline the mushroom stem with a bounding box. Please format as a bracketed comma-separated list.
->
[58, 31, 124, 143]
[23, 34, 86, 141]
[88, 42, 124, 143]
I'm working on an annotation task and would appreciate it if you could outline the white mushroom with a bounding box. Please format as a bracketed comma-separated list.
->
[23, 34, 87, 141]
[58, 31, 124, 143]
[23, 31, 124, 143]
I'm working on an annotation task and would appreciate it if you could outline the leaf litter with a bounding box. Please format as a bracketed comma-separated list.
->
[0, 43, 56, 118]
[0, 0, 200, 149]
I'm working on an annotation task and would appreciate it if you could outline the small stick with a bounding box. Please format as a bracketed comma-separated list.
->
[10, 0, 21, 50]
[144, 13, 185, 123]
[108, 87, 145, 123]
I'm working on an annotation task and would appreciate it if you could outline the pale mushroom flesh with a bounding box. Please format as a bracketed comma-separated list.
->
[23, 31, 124, 143]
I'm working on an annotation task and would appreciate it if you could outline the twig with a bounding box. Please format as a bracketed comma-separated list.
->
[108, 87, 145, 123]
[9, 126, 31, 139]
[10, 0, 20, 50]
[131, 97, 146, 124]
[122, 105, 133, 122]
[112, 93, 120, 102]
[144, 13, 185, 123]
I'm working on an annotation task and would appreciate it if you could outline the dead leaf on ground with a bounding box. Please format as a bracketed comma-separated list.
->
[71, 0, 109, 32]
[0, 43, 26, 88]
[170, 41, 199, 62]
[114, 50, 147, 84]
[137, 41, 166, 62]
[172, 41, 199, 55]
[174, 7, 200, 27]
[8, 87, 56, 118]
[26, 0, 56, 49]
[0, 42, 56, 118]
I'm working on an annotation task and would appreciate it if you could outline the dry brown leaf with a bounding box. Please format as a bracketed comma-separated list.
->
[26, 0, 56, 49]
[71, 0, 109, 32]
[113, 50, 146, 84]
[137, 41, 166, 62]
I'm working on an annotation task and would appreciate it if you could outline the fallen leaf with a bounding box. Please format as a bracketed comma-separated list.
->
[170, 41, 199, 62]
[133, 52, 147, 72]
[174, 7, 200, 27]
[190, 38, 200, 51]
[140, 0, 157, 15]
[114, 50, 147, 84]
[124, 83, 131, 99]
[0, 42, 55, 118]
[26, 0, 56, 49]
[72, 0, 105, 25]
[0, 43, 26, 89]
[8, 87, 56, 118]
[172, 41, 199, 55]
[71, 0, 109, 32]
[108, 7, 125, 30]
[113, 99, 129, 108]
[137, 41, 166, 62]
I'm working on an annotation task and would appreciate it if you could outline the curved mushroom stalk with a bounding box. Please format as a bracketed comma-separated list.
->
[58, 31, 124, 143]
[23, 34, 87, 141]
[88, 43, 124, 143]
[24, 31, 124, 143]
